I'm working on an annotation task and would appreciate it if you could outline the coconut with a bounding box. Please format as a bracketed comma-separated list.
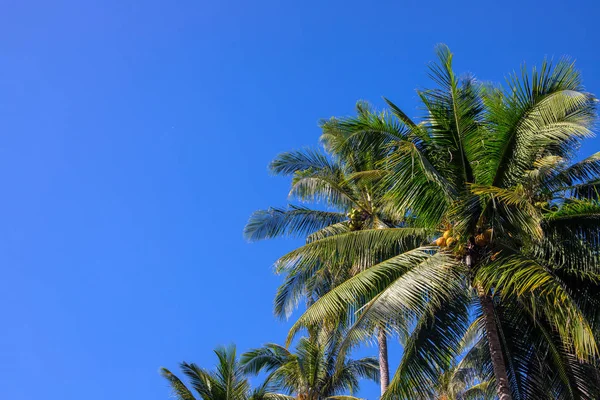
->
[475, 234, 486, 247]
[436, 237, 446, 247]
[443, 230, 452, 239]
[446, 237, 455, 247]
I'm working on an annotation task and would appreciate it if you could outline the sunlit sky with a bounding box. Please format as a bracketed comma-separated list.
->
[1, 1, 599, 399]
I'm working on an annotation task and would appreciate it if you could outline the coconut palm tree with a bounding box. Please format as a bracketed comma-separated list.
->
[431, 320, 496, 400]
[433, 363, 494, 400]
[278, 45, 600, 399]
[243, 117, 427, 395]
[241, 330, 379, 400]
[161, 345, 292, 400]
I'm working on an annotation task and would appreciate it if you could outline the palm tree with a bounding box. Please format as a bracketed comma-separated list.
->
[161, 345, 291, 400]
[431, 321, 496, 400]
[433, 364, 493, 400]
[244, 117, 426, 395]
[277, 45, 600, 399]
[241, 330, 379, 400]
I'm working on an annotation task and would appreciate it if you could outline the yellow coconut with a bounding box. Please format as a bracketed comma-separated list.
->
[443, 230, 452, 239]
[475, 234, 486, 247]
[446, 237, 455, 247]
[436, 237, 447, 247]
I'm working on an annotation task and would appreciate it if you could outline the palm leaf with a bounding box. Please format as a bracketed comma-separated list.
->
[244, 206, 347, 242]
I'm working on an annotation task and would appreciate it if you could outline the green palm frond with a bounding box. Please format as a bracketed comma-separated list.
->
[543, 199, 600, 250]
[345, 169, 388, 187]
[305, 222, 351, 243]
[548, 151, 600, 190]
[249, 391, 294, 400]
[461, 380, 496, 400]
[244, 206, 347, 242]
[289, 167, 356, 208]
[275, 228, 430, 274]
[476, 255, 598, 361]
[486, 58, 595, 188]
[544, 198, 600, 224]
[179, 362, 220, 399]
[241, 344, 292, 376]
[492, 295, 600, 399]
[383, 290, 471, 400]
[270, 148, 338, 176]
[161, 367, 197, 400]
[287, 250, 464, 345]
[420, 45, 486, 188]
[566, 179, 600, 200]
[381, 139, 457, 228]
[339, 357, 380, 384]
[320, 101, 407, 166]
[382, 97, 422, 132]
[469, 183, 543, 239]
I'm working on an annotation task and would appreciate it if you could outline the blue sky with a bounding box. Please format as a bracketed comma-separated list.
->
[1, 1, 599, 399]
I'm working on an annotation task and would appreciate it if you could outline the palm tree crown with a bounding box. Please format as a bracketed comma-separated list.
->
[241, 330, 379, 400]
[161, 345, 291, 400]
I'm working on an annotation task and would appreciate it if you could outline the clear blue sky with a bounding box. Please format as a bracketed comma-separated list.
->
[1, 1, 599, 399]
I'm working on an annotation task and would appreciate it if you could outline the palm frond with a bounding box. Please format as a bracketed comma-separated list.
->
[461, 380, 496, 400]
[487, 58, 596, 188]
[289, 167, 356, 208]
[275, 228, 430, 274]
[270, 148, 338, 176]
[383, 289, 471, 400]
[476, 255, 598, 361]
[244, 206, 347, 242]
[287, 249, 464, 345]
[306, 222, 351, 243]
[160, 367, 197, 400]
[544, 198, 600, 225]
[549, 151, 600, 190]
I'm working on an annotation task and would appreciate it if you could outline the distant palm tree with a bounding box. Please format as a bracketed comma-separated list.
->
[161, 345, 291, 400]
[241, 331, 379, 400]
[279, 46, 600, 399]
[432, 323, 495, 400]
[433, 363, 494, 400]
[244, 121, 426, 395]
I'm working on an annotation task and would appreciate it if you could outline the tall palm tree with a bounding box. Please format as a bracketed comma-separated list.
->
[161, 345, 291, 400]
[241, 330, 379, 400]
[244, 118, 426, 395]
[277, 45, 600, 399]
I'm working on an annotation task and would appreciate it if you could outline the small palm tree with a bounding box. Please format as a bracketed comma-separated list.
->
[241, 331, 379, 400]
[161, 345, 291, 400]
[432, 324, 496, 400]
[244, 127, 425, 394]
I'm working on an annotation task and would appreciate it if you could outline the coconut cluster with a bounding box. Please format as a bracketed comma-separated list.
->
[435, 230, 456, 248]
[434, 228, 493, 249]
[347, 208, 366, 231]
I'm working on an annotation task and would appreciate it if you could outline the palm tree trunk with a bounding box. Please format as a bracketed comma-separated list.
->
[477, 285, 512, 400]
[377, 327, 389, 395]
